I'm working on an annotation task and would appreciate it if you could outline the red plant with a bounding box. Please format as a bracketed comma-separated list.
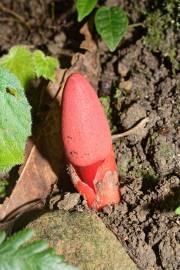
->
[61, 73, 120, 210]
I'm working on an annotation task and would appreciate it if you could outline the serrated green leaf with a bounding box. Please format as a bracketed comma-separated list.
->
[0, 46, 59, 89]
[76, 0, 97, 21]
[0, 46, 35, 88]
[0, 228, 33, 255]
[175, 206, 180, 215]
[0, 229, 78, 270]
[33, 50, 59, 81]
[16, 240, 48, 257]
[95, 7, 128, 51]
[0, 68, 31, 171]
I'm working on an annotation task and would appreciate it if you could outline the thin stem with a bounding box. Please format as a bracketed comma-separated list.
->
[128, 22, 145, 29]
[112, 117, 149, 141]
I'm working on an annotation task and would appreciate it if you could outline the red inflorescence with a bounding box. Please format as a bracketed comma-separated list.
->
[61, 73, 120, 210]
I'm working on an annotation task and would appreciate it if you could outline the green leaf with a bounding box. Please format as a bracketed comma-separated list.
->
[175, 206, 180, 215]
[0, 229, 78, 270]
[0, 46, 35, 88]
[33, 50, 59, 81]
[0, 67, 31, 171]
[76, 0, 97, 21]
[0, 232, 6, 245]
[95, 7, 128, 51]
[0, 46, 59, 88]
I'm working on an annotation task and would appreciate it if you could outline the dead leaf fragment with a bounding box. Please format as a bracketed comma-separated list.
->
[70, 52, 101, 91]
[80, 23, 97, 52]
[0, 142, 57, 222]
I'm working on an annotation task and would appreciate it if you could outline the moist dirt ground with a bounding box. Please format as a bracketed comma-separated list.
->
[0, 1, 179, 270]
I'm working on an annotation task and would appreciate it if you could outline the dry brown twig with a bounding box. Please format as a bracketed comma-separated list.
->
[112, 117, 149, 141]
[0, 2, 30, 30]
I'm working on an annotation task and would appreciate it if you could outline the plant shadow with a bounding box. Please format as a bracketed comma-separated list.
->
[144, 184, 180, 213]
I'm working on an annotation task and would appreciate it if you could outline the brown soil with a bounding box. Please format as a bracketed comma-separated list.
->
[0, 0, 179, 269]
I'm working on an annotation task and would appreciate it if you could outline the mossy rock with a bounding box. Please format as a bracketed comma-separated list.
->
[27, 210, 137, 270]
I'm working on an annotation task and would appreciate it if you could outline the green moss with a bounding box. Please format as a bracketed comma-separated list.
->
[144, 11, 166, 50]
[117, 153, 132, 177]
[100, 96, 111, 119]
[100, 96, 117, 133]
[113, 87, 121, 111]
[141, 168, 159, 184]
[146, 132, 158, 149]
[143, 0, 180, 72]
[175, 206, 180, 215]
[159, 141, 174, 160]
[127, 156, 158, 183]
[118, 162, 128, 177]
[0, 179, 8, 198]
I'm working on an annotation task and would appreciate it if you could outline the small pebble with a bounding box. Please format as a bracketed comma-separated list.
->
[119, 80, 133, 92]
[118, 63, 129, 77]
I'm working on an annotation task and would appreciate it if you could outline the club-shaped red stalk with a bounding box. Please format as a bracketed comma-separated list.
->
[61, 73, 120, 210]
